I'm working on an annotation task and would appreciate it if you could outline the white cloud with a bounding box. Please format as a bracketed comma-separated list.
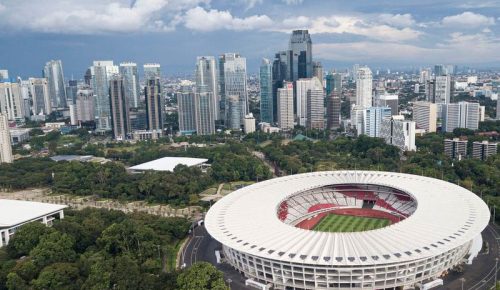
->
[242, 0, 263, 9]
[282, 0, 303, 4]
[0, 0, 208, 33]
[442, 11, 495, 27]
[183, 7, 273, 31]
[273, 15, 422, 42]
[0, 3, 5, 12]
[378, 14, 416, 27]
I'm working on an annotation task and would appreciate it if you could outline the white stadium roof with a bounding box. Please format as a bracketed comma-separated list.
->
[129, 157, 208, 172]
[0, 199, 67, 227]
[205, 171, 490, 266]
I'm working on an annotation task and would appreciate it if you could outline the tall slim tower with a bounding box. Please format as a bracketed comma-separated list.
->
[0, 113, 13, 163]
[295, 78, 314, 126]
[326, 91, 341, 130]
[43, 60, 67, 108]
[306, 77, 325, 130]
[195, 56, 219, 120]
[289, 30, 313, 81]
[91, 60, 119, 131]
[272, 51, 289, 123]
[143, 64, 161, 80]
[119, 62, 140, 108]
[260, 58, 273, 124]
[145, 78, 163, 133]
[277, 82, 294, 130]
[0, 81, 24, 121]
[28, 78, 51, 116]
[356, 67, 373, 108]
[177, 85, 196, 135]
[434, 75, 451, 105]
[325, 72, 341, 97]
[220, 53, 248, 129]
[109, 76, 130, 140]
[195, 86, 215, 135]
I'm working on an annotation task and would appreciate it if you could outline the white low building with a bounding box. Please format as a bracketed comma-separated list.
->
[0, 200, 67, 247]
[129, 157, 209, 172]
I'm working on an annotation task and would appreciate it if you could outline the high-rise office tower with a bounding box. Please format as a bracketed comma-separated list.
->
[119, 62, 140, 108]
[419, 68, 431, 84]
[0, 113, 13, 163]
[479, 106, 485, 122]
[434, 64, 447, 76]
[84, 69, 92, 86]
[472, 141, 498, 161]
[226, 95, 241, 130]
[312, 61, 323, 84]
[75, 88, 95, 123]
[277, 82, 294, 130]
[380, 115, 416, 151]
[260, 58, 273, 124]
[43, 60, 67, 108]
[272, 51, 289, 122]
[295, 78, 314, 126]
[306, 77, 325, 130]
[195, 56, 220, 120]
[177, 85, 196, 135]
[434, 75, 451, 105]
[442, 101, 479, 132]
[362, 107, 392, 137]
[325, 72, 341, 97]
[90, 61, 119, 131]
[375, 94, 399, 116]
[66, 80, 78, 105]
[144, 78, 163, 133]
[109, 76, 130, 140]
[326, 91, 341, 130]
[143, 63, 161, 80]
[412, 102, 437, 133]
[289, 30, 313, 81]
[28, 78, 51, 116]
[351, 64, 361, 81]
[356, 67, 373, 108]
[0, 70, 8, 80]
[17, 78, 31, 119]
[219, 53, 248, 128]
[195, 85, 215, 135]
[0, 81, 24, 121]
[444, 138, 467, 160]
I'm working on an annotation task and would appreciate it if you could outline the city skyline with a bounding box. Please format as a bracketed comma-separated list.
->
[0, 0, 499, 78]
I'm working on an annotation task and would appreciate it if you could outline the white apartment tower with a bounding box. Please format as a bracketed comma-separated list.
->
[0, 113, 13, 163]
[356, 67, 373, 108]
[412, 102, 437, 133]
[277, 82, 294, 130]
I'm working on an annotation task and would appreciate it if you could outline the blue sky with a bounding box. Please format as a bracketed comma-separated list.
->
[0, 0, 499, 78]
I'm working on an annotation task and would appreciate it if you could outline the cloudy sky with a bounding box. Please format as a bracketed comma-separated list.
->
[0, 0, 499, 78]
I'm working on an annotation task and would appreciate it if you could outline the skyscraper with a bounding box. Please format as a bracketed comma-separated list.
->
[226, 95, 241, 130]
[109, 76, 130, 140]
[17, 78, 31, 119]
[143, 63, 161, 80]
[259, 58, 273, 124]
[177, 85, 196, 135]
[272, 51, 289, 123]
[442, 102, 479, 132]
[412, 102, 437, 133]
[195, 87, 215, 135]
[419, 68, 431, 84]
[43, 60, 67, 108]
[28, 78, 51, 116]
[195, 56, 219, 120]
[0, 70, 8, 81]
[362, 107, 392, 137]
[306, 77, 325, 130]
[220, 53, 248, 128]
[380, 116, 416, 151]
[75, 88, 94, 123]
[90, 60, 118, 131]
[325, 72, 341, 97]
[119, 62, 140, 108]
[0, 81, 24, 121]
[312, 61, 323, 84]
[144, 78, 163, 133]
[0, 113, 13, 163]
[66, 80, 78, 105]
[356, 67, 373, 108]
[289, 30, 313, 81]
[295, 78, 314, 126]
[434, 75, 451, 105]
[277, 82, 294, 130]
[375, 94, 399, 116]
[326, 91, 341, 130]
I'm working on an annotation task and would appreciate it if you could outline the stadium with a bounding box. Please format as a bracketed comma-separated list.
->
[205, 171, 490, 289]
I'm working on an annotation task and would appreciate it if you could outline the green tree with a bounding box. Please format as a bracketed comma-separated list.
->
[177, 262, 228, 290]
[30, 232, 76, 269]
[5, 273, 29, 290]
[32, 263, 80, 290]
[6, 222, 54, 258]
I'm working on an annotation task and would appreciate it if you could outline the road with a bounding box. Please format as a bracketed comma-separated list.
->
[181, 223, 499, 290]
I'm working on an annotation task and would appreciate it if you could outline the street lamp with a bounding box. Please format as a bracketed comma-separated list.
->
[460, 278, 465, 290]
[226, 278, 232, 290]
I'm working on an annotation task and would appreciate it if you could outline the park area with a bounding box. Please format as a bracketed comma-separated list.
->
[313, 213, 391, 233]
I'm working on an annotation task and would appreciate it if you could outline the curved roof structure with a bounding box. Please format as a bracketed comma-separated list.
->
[129, 157, 208, 172]
[205, 171, 490, 266]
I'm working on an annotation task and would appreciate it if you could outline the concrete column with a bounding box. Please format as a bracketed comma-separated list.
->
[5, 230, 10, 245]
[59, 210, 64, 219]
[0, 230, 4, 247]
[42, 216, 48, 225]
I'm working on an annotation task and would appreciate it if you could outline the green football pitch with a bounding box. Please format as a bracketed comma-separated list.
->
[312, 214, 391, 233]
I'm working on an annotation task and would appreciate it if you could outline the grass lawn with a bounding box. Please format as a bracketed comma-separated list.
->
[313, 214, 390, 233]
[222, 181, 255, 191]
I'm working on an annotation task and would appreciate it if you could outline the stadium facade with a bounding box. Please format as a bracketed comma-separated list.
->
[205, 171, 489, 289]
